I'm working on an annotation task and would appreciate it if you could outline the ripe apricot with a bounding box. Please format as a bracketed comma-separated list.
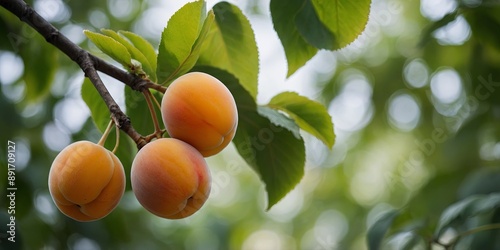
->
[161, 72, 238, 157]
[48, 141, 125, 222]
[131, 138, 211, 219]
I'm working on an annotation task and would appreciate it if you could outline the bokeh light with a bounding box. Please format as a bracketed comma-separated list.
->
[403, 58, 429, 88]
[60, 24, 88, 45]
[12, 138, 31, 171]
[433, 15, 471, 45]
[266, 187, 304, 222]
[43, 122, 71, 151]
[21, 102, 47, 127]
[34, 0, 71, 23]
[314, 210, 349, 243]
[430, 68, 463, 104]
[420, 0, 457, 21]
[387, 92, 421, 131]
[68, 235, 101, 250]
[0, 51, 24, 85]
[329, 71, 374, 132]
[108, 0, 140, 21]
[242, 230, 291, 250]
[1, 81, 25, 103]
[54, 98, 90, 134]
[34, 191, 58, 225]
[89, 9, 110, 29]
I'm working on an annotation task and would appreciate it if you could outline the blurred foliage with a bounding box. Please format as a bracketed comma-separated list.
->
[1, 0, 500, 249]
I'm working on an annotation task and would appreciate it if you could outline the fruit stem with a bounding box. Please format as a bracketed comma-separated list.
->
[152, 91, 162, 111]
[144, 129, 167, 142]
[148, 83, 167, 94]
[98, 119, 115, 147]
[143, 89, 163, 139]
[112, 123, 120, 154]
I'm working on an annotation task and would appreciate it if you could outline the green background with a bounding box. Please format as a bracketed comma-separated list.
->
[1, 0, 500, 249]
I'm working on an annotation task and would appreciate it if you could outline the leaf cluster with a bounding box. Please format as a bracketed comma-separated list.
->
[80, 0, 350, 208]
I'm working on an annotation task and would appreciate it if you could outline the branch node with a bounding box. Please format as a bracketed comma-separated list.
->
[131, 78, 148, 92]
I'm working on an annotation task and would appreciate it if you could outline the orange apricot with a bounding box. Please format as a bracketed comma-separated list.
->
[131, 138, 211, 219]
[161, 72, 238, 157]
[48, 141, 125, 222]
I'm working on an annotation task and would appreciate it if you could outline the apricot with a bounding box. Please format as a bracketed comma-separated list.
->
[131, 138, 211, 219]
[48, 141, 125, 222]
[161, 72, 238, 157]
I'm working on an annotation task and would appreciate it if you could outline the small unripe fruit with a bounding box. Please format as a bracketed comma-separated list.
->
[161, 72, 238, 157]
[48, 141, 125, 222]
[131, 138, 211, 219]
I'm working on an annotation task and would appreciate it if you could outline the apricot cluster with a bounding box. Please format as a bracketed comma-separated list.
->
[131, 72, 237, 219]
[49, 72, 237, 221]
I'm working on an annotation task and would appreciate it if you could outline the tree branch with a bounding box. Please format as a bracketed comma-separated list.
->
[93, 57, 166, 93]
[0, 0, 167, 148]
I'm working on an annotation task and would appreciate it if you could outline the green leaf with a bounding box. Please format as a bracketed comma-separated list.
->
[458, 168, 500, 198]
[399, 232, 424, 250]
[435, 194, 500, 237]
[294, 0, 337, 50]
[100, 29, 156, 81]
[257, 106, 301, 139]
[193, 66, 305, 209]
[367, 209, 400, 250]
[270, 0, 318, 77]
[310, 0, 371, 48]
[197, 2, 259, 99]
[124, 87, 162, 135]
[156, 0, 212, 85]
[234, 113, 305, 209]
[268, 92, 335, 149]
[84, 30, 132, 68]
[434, 196, 481, 237]
[468, 194, 500, 216]
[118, 30, 158, 76]
[270, 0, 371, 76]
[81, 78, 110, 132]
[22, 36, 58, 102]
